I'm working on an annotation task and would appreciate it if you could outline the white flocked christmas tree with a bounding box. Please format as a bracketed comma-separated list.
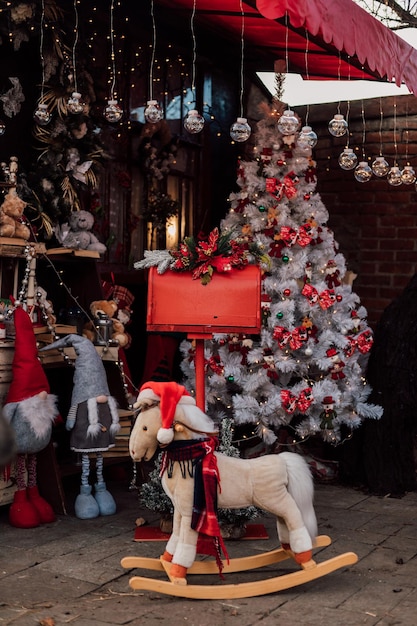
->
[179, 99, 382, 448]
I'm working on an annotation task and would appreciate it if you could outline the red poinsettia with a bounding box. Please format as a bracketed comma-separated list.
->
[168, 227, 264, 284]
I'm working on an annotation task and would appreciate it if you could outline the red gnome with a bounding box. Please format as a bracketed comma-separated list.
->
[3, 307, 59, 528]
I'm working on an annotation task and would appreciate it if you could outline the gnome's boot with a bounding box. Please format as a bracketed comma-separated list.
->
[74, 484, 100, 519]
[94, 482, 116, 516]
[9, 488, 40, 528]
[27, 485, 56, 524]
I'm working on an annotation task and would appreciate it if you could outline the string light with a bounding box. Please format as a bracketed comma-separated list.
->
[184, 0, 204, 133]
[144, 0, 163, 123]
[33, 0, 52, 126]
[387, 97, 402, 186]
[401, 101, 416, 184]
[328, 54, 347, 137]
[338, 60, 357, 170]
[67, 0, 85, 115]
[354, 100, 372, 183]
[371, 97, 389, 177]
[104, 0, 123, 123]
[230, 0, 251, 143]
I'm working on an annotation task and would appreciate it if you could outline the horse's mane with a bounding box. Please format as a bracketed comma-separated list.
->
[176, 403, 217, 437]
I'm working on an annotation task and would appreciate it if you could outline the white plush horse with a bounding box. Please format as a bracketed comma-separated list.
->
[130, 381, 317, 584]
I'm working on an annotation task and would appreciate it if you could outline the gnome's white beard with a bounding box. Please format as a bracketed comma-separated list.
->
[3, 393, 58, 439]
[86, 396, 120, 438]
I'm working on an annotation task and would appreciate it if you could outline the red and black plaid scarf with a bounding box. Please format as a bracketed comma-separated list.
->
[161, 438, 229, 575]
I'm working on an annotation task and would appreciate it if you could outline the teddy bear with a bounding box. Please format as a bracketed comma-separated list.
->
[61, 210, 106, 254]
[0, 187, 30, 240]
[83, 300, 129, 348]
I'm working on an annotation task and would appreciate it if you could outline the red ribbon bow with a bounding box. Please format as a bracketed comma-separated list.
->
[273, 326, 308, 350]
[281, 387, 314, 414]
[280, 223, 313, 248]
[266, 171, 299, 201]
[301, 284, 336, 309]
[344, 330, 374, 357]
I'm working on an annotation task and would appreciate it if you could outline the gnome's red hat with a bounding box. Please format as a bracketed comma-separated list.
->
[135, 381, 195, 444]
[4, 307, 50, 405]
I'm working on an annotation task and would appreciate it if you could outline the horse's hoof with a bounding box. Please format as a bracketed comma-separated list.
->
[294, 549, 313, 564]
[171, 563, 188, 585]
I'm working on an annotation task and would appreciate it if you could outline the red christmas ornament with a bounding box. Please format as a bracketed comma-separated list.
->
[283, 288, 291, 297]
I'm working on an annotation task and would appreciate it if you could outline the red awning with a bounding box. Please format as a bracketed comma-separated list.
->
[257, 0, 417, 94]
[157, 0, 417, 94]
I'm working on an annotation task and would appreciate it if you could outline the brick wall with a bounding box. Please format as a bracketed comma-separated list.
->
[302, 94, 417, 329]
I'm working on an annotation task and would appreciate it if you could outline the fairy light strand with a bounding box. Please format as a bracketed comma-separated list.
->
[109, 0, 116, 98]
[190, 0, 197, 102]
[360, 99, 366, 161]
[149, 0, 157, 99]
[393, 97, 398, 165]
[378, 96, 384, 156]
[39, 0, 46, 101]
[238, 0, 245, 118]
[304, 29, 310, 125]
[72, 0, 79, 93]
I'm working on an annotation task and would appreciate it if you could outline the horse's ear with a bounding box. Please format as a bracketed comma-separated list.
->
[174, 423, 184, 433]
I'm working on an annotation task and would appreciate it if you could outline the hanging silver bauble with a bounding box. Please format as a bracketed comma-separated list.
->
[104, 99, 123, 123]
[371, 156, 389, 178]
[0, 119, 6, 136]
[297, 125, 318, 149]
[354, 161, 372, 183]
[230, 117, 251, 142]
[184, 109, 205, 134]
[328, 114, 348, 137]
[387, 165, 402, 186]
[144, 100, 163, 124]
[277, 109, 300, 135]
[401, 164, 416, 185]
[33, 103, 52, 126]
[67, 91, 85, 115]
[338, 147, 357, 171]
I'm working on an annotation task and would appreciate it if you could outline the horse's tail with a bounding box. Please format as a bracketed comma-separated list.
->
[280, 451, 318, 540]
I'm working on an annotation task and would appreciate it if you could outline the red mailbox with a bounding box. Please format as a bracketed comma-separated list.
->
[146, 265, 261, 334]
[146, 265, 261, 409]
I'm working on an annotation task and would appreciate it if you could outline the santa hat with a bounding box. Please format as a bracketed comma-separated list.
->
[135, 381, 195, 444]
[5, 307, 50, 405]
[326, 347, 338, 358]
[40, 334, 110, 406]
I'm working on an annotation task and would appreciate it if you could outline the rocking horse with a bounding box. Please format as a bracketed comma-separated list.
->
[121, 381, 357, 599]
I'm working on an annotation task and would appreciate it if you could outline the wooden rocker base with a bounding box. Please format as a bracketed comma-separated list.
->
[121, 535, 358, 599]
